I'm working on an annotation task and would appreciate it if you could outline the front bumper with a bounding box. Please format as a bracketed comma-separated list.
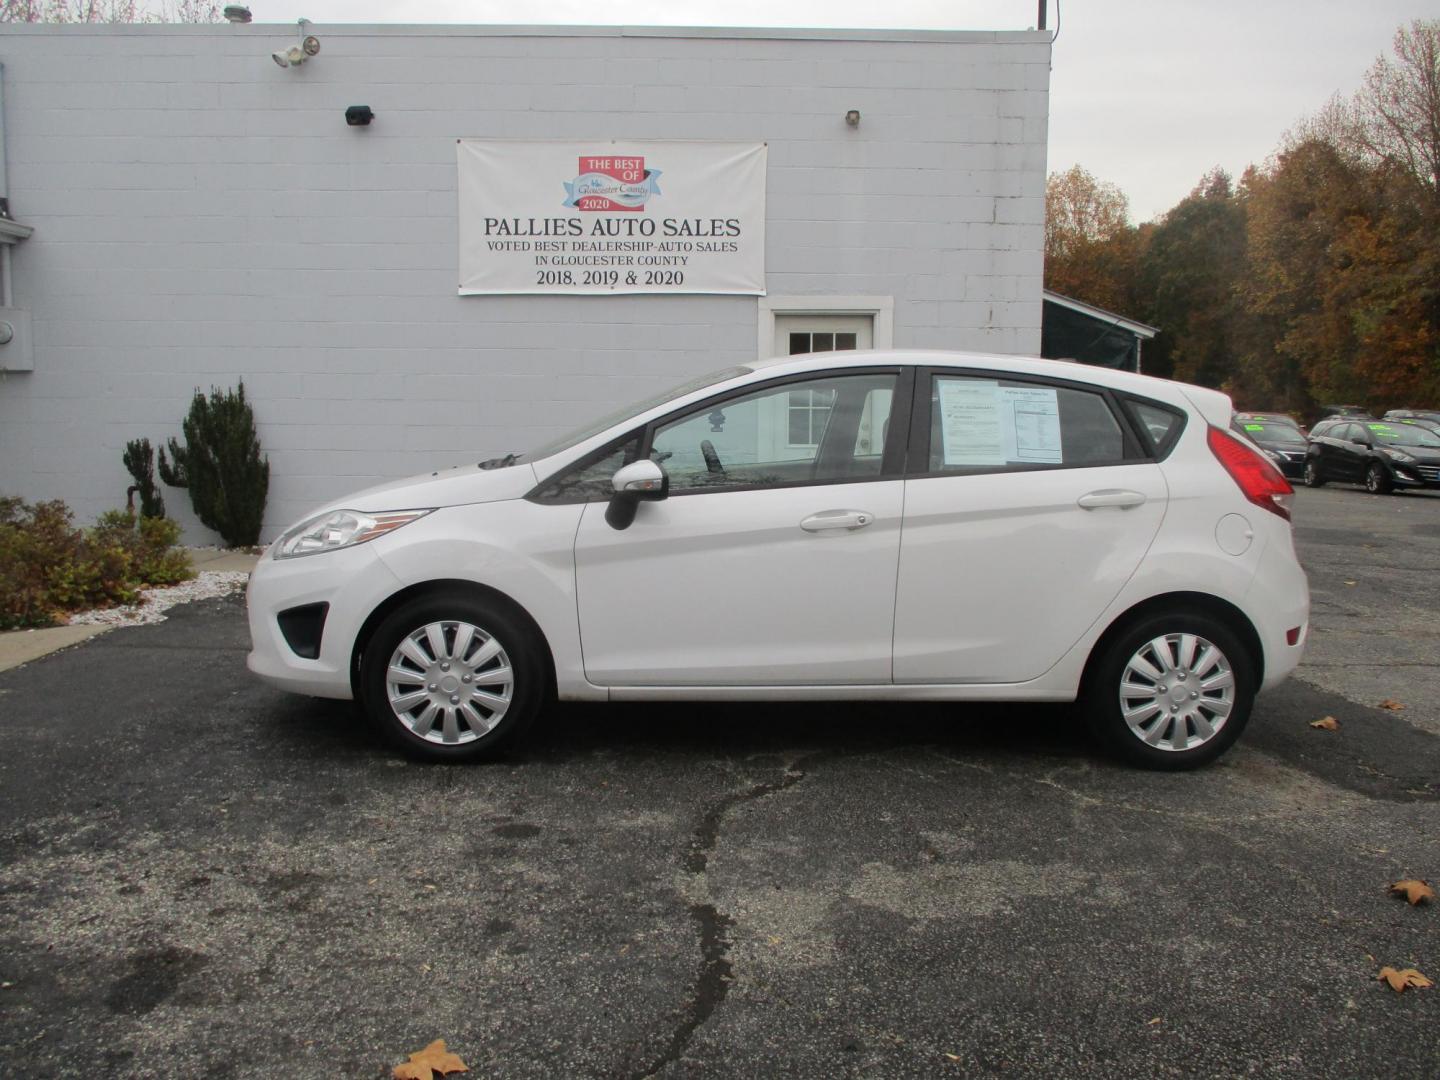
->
[1386, 462, 1440, 489]
[246, 543, 404, 699]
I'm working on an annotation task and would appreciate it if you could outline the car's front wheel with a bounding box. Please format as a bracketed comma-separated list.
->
[1365, 462, 1394, 495]
[1083, 612, 1255, 770]
[1304, 459, 1326, 487]
[360, 594, 547, 761]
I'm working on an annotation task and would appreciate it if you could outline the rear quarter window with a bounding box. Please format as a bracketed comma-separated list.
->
[1124, 399, 1186, 459]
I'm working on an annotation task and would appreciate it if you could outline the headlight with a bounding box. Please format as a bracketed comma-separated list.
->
[1379, 447, 1417, 464]
[273, 508, 434, 559]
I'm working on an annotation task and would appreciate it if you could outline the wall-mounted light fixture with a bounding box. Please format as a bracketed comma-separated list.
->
[845, 109, 861, 127]
[345, 106, 375, 127]
[272, 19, 320, 69]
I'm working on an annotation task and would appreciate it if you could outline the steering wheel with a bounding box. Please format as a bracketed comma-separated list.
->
[700, 440, 725, 476]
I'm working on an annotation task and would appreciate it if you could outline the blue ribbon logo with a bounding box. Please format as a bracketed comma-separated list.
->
[562, 170, 663, 209]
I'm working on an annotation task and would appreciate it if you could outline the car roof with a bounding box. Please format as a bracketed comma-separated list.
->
[750, 348, 1205, 402]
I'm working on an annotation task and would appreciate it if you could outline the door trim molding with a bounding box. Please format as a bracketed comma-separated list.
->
[758, 295, 894, 360]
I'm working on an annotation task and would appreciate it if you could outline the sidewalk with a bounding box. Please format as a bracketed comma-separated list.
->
[0, 547, 258, 673]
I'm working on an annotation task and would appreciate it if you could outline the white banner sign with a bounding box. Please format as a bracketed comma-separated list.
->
[457, 140, 766, 296]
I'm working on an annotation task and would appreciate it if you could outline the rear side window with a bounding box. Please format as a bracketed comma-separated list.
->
[1126, 399, 1186, 458]
[924, 374, 1128, 473]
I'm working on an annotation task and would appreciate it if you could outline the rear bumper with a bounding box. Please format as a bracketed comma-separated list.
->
[1243, 530, 1310, 692]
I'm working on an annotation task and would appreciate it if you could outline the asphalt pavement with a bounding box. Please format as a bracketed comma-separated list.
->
[1, 486, 1437, 1078]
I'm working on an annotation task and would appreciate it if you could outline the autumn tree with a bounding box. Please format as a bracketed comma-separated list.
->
[1043, 165, 1142, 313]
[1346, 19, 1440, 200]
[1130, 170, 1248, 389]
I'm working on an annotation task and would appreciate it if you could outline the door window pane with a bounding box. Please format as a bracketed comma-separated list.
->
[532, 435, 642, 502]
[927, 375, 1127, 473]
[652, 373, 898, 492]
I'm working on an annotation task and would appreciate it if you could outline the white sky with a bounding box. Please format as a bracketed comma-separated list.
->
[245, 0, 1432, 223]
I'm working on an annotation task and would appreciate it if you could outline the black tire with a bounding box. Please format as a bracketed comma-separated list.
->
[1364, 462, 1393, 495]
[1303, 459, 1326, 488]
[1082, 611, 1256, 771]
[360, 593, 548, 762]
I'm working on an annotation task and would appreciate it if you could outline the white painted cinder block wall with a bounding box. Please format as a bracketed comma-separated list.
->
[0, 24, 1050, 542]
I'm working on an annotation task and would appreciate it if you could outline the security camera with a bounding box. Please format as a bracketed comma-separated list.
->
[271, 49, 290, 68]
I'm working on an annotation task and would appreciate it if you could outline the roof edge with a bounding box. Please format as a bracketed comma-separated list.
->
[1043, 290, 1159, 338]
[0, 23, 1055, 44]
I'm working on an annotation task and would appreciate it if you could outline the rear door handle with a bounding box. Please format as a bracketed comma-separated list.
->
[800, 509, 874, 532]
[1077, 489, 1147, 510]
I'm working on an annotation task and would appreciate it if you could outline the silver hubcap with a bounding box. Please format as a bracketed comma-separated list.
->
[1118, 633, 1235, 752]
[385, 620, 513, 745]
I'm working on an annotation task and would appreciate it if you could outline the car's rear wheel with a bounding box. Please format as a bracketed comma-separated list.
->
[1083, 612, 1255, 770]
[1365, 462, 1393, 495]
[1303, 459, 1326, 487]
[360, 594, 546, 761]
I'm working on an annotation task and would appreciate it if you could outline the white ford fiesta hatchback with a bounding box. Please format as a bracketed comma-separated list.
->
[247, 351, 1309, 769]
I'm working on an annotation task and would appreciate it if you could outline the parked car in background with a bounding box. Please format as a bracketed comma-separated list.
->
[1233, 418, 1308, 480]
[1305, 419, 1440, 493]
[247, 351, 1309, 771]
[1316, 404, 1376, 423]
[1236, 411, 1307, 435]
[1384, 409, 1440, 427]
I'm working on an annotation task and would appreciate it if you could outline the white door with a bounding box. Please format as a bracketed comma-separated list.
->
[574, 369, 904, 686]
[893, 370, 1169, 683]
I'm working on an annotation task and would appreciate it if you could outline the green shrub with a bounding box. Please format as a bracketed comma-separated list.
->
[159, 382, 269, 548]
[0, 497, 195, 630]
[122, 437, 166, 519]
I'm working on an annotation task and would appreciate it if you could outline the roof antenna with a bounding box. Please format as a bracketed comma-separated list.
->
[1037, 1, 1046, 31]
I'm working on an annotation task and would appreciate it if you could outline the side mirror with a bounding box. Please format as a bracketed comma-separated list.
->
[605, 459, 669, 530]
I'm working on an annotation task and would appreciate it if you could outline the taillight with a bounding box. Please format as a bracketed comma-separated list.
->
[1207, 426, 1294, 521]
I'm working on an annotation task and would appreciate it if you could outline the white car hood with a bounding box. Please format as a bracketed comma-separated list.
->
[313, 461, 539, 517]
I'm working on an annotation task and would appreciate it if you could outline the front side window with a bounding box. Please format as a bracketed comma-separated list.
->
[651, 372, 899, 494]
[926, 374, 1128, 473]
[531, 434, 641, 503]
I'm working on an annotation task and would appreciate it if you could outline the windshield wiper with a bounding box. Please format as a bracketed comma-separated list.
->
[478, 452, 521, 470]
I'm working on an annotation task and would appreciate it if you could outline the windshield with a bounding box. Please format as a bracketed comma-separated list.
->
[1241, 422, 1306, 445]
[1367, 422, 1440, 448]
[514, 366, 752, 463]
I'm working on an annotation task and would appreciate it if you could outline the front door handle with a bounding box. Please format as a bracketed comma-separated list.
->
[800, 509, 874, 532]
[1077, 489, 1147, 511]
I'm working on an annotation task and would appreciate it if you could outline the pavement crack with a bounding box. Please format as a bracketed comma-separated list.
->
[622, 752, 829, 1080]
[683, 759, 813, 875]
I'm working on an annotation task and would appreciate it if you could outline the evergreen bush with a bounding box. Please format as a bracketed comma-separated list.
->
[158, 381, 269, 548]
[122, 437, 166, 519]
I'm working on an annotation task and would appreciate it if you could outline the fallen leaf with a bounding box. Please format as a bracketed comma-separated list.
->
[1377, 967, 1433, 993]
[1378, 699, 1405, 711]
[944, 1053, 962, 1061]
[1310, 716, 1340, 731]
[1146, 1017, 1162, 1025]
[1344, 580, 1358, 586]
[393, 1040, 469, 1080]
[1390, 879, 1436, 905]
